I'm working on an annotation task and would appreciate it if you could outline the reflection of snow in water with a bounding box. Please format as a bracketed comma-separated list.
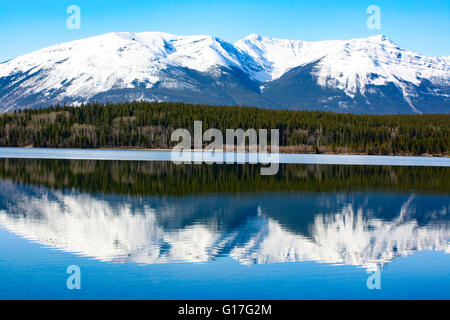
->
[233, 199, 450, 271]
[0, 188, 448, 271]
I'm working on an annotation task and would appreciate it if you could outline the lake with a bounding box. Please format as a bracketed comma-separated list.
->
[0, 150, 449, 299]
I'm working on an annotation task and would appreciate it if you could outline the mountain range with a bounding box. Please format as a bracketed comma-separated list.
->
[0, 31, 449, 114]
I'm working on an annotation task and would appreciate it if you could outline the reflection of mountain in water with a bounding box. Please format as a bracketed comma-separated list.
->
[0, 180, 448, 271]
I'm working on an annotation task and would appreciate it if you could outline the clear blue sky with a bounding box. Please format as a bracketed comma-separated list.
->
[0, 0, 449, 62]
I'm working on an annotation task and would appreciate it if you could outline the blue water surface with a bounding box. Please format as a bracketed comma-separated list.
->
[0, 152, 448, 300]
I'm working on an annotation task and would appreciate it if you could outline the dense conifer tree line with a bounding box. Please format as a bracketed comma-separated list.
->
[0, 101, 448, 155]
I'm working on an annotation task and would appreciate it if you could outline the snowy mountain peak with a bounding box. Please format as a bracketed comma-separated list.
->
[367, 34, 391, 42]
[0, 31, 448, 114]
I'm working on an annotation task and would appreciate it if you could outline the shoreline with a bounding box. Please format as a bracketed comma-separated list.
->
[1, 147, 449, 167]
[11, 146, 450, 158]
[12, 146, 449, 158]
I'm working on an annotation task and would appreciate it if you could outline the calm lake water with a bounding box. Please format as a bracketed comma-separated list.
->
[0, 151, 449, 299]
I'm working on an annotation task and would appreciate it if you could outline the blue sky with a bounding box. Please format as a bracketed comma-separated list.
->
[0, 0, 449, 62]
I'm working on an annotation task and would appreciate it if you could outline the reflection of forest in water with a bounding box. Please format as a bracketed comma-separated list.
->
[0, 159, 448, 270]
[0, 158, 449, 196]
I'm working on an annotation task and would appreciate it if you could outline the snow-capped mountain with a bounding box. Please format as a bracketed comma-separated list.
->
[0, 32, 449, 114]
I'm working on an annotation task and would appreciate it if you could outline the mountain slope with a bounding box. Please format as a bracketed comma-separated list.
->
[0, 32, 449, 114]
[238, 34, 450, 113]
